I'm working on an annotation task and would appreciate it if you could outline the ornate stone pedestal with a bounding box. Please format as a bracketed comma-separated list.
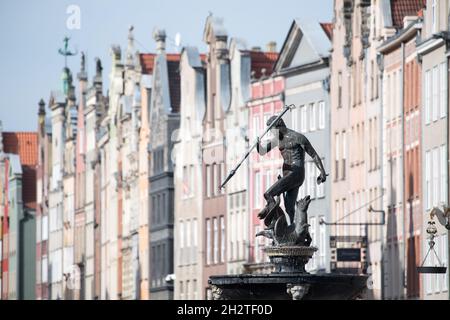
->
[209, 273, 368, 300]
[264, 246, 317, 273]
[208, 245, 368, 300]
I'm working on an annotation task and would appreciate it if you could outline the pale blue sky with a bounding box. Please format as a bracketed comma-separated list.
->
[0, 0, 333, 131]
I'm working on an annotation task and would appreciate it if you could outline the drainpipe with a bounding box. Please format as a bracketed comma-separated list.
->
[401, 42, 407, 300]
[377, 51, 385, 300]
[447, 46, 450, 300]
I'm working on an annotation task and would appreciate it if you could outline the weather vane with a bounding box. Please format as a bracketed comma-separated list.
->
[58, 36, 78, 67]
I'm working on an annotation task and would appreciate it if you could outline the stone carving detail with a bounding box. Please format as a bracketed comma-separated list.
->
[211, 285, 224, 300]
[287, 284, 310, 300]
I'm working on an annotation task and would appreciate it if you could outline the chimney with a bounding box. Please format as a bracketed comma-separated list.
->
[153, 28, 166, 53]
[251, 46, 261, 52]
[266, 41, 277, 52]
[403, 16, 417, 29]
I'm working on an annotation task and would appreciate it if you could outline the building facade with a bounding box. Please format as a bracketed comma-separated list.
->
[0, 129, 37, 300]
[330, 0, 425, 299]
[36, 100, 52, 300]
[417, 0, 449, 300]
[201, 16, 229, 299]
[148, 29, 180, 300]
[173, 46, 206, 300]
[378, 16, 424, 300]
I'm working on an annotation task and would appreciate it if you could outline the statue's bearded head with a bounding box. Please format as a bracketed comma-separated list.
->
[267, 116, 287, 134]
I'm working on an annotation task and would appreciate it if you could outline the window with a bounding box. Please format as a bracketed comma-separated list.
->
[342, 198, 348, 237]
[291, 106, 299, 131]
[309, 103, 316, 131]
[425, 70, 431, 125]
[299, 173, 306, 199]
[432, 66, 439, 122]
[41, 256, 48, 283]
[431, 0, 437, 34]
[179, 220, 184, 265]
[319, 216, 326, 268]
[335, 132, 340, 180]
[443, 233, 449, 291]
[318, 101, 325, 129]
[335, 200, 340, 236]
[425, 151, 431, 210]
[342, 131, 347, 179]
[182, 166, 188, 197]
[206, 165, 211, 198]
[213, 163, 219, 196]
[254, 171, 261, 208]
[220, 162, 225, 194]
[338, 72, 342, 108]
[440, 145, 447, 204]
[213, 217, 218, 264]
[440, 63, 447, 118]
[190, 165, 195, 196]
[255, 225, 262, 263]
[309, 217, 317, 270]
[206, 219, 211, 265]
[308, 162, 316, 199]
[42, 215, 48, 241]
[229, 212, 235, 261]
[186, 280, 190, 300]
[220, 216, 225, 263]
[265, 170, 272, 192]
[186, 219, 191, 264]
[253, 115, 260, 140]
[300, 105, 307, 133]
[193, 279, 198, 300]
[179, 281, 184, 300]
[433, 148, 439, 206]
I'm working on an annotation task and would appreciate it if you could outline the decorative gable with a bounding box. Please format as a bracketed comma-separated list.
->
[275, 19, 331, 72]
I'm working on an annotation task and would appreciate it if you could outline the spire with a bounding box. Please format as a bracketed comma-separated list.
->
[126, 25, 135, 67]
[153, 28, 166, 54]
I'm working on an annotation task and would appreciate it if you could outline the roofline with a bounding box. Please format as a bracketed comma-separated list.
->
[378, 20, 422, 53]
[274, 57, 329, 77]
[2, 131, 38, 135]
[273, 20, 297, 71]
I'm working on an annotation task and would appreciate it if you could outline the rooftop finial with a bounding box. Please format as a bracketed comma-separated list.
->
[95, 57, 103, 77]
[153, 28, 166, 53]
[58, 36, 78, 68]
[81, 51, 86, 72]
[126, 25, 136, 66]
[38, 98, 46, 115]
